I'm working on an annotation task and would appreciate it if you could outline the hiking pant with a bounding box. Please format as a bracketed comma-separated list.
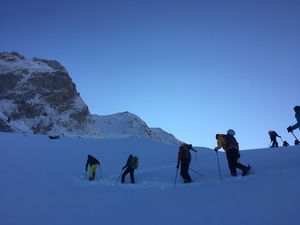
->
[226, 148, 246, 176]
[271, 141, 278, 147]
[121, 167, 135, 183]
[180, 161, 191, 182]
[270, 136, 279, 147]
[89, 164, 97, 181]
[271, 139, 278, 147]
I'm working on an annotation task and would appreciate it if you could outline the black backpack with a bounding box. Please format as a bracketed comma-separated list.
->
[223, 134, 239, 149]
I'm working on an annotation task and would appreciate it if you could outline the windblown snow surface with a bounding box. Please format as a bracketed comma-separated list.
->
[1, 132, 300, 225]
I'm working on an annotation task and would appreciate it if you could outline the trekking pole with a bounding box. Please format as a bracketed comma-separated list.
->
[99, 166, 103, 179]
[291, 131, 299, 141]
[174, 167, 179, 187]
[267, 141, 272, 148]
[115, 169, 124, 186]
[189, 167, 203, 177]
[216, 151, 222, 180]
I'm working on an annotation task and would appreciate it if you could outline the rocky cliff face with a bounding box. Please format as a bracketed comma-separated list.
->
[0, 52, 181, 145]
[0, 52, 104, 137]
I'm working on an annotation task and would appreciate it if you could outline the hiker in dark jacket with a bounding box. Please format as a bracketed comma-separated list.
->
[287, 106, 300, 133]
[85, 155, 100, 181]
[121, 154, 135, 184]
[214, 131, 250, 177]
[176, 144, 196, 183]
[268, 130, 281, 147]
[283, 141, 290, 147]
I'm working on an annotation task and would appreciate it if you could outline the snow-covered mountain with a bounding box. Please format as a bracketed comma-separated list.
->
[93, 111, 180, 144]
[0, 52, 180, 144]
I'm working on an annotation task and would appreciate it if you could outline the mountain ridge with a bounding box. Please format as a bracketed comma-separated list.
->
[0, 52, 181, 145]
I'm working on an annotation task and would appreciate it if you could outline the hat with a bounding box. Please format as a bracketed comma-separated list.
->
[268, 130, 272, 134]
[227, 129, 235, 136]
[294, 106, 300, 112]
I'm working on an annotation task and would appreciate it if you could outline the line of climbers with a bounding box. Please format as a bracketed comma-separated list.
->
[85, 130, 249, 184]
[176, 105, 300, 183]
[268, 105, 300, 147]
[85, 105, 300, 184]
[176, 129, 251, 183]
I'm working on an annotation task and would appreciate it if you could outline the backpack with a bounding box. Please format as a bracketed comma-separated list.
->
[180, 144, 191, 161]
[222, 134, 239, 149]
[131, 156, 139, 169]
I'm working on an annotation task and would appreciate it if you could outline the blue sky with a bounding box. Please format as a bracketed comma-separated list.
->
[1, 0, 299, 149]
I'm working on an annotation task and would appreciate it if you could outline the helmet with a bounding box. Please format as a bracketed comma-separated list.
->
[294, 106, 300, 112]
[227, 129, 235, 136]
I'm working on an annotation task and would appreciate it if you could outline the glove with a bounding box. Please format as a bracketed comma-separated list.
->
[85, 168, 88, 171]
[278, 136, 281, 138]
[287, 126, 292, 132]
[214, 148, 218, 152]
[237, 153, 240, 159]
[176, 163, 179, 169]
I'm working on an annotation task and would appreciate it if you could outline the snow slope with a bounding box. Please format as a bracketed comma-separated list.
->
[1, 132, 300, 225]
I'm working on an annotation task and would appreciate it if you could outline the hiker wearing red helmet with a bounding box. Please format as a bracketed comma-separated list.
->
[268, 130, 281, 148]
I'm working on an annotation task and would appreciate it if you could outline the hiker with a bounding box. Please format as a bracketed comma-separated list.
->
[121, 154, 138, 184]
[287, 106, 300, 133]
[283, 141, 290, 147]
[176, 144, 197, 183]
[268, 130, 281, 147]
[85, 155, 100, 181]
[214, 130, 250, 177]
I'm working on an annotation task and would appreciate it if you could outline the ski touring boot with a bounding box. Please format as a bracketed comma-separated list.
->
[242, 164, 251, 176]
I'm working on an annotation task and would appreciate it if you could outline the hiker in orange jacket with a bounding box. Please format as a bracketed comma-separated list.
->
[214, 130, 250, 177]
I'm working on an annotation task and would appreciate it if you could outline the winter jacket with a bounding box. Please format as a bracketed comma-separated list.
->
[215, 134, 239, 152]
[291, 109, 300, 130]
[177, 146, 191, 163]
[86, 155, 100, 171]
[123, 155, 133, 169]
[269, 131, 280, 140]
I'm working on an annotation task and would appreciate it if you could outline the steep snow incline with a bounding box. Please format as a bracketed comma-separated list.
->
[1, 132, 300, 225]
